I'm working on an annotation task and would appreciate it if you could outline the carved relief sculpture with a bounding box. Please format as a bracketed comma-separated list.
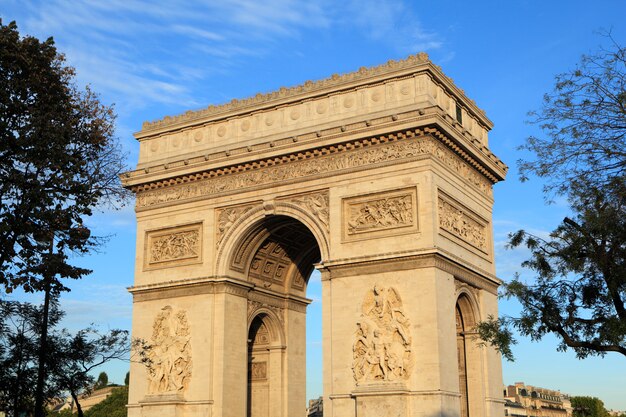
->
[146, 306, 192, 395]
[438, 197, 487, 251]
[344, 188, 417, 241]
[285, 192, 330, 231]
[216, 204, 255, 246]
[353, 284, 413, 383]
[348, 194, 413, 234]
[146, 223, 202, 269]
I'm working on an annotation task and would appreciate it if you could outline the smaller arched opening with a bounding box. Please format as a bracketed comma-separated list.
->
[247, 313, 284, 417]
[455, 292, 484, 417]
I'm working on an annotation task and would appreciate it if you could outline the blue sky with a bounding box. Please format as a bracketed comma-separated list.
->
[2, 0, 626, 410]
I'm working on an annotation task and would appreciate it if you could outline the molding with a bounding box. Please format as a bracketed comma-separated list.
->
[320, 250, 499, 294]
[129, 276, 253, 302]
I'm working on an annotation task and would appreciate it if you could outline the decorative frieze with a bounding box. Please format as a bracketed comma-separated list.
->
[146, 306, 192, 394]
[136, 134, 493, 210]
[353, 284, 413, 383]
[438, 195, 487, 251]
[145, 223, 202, 269]
[344, 188, 416, 240]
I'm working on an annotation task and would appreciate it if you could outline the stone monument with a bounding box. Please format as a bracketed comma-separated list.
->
[123, 53, 507, 417]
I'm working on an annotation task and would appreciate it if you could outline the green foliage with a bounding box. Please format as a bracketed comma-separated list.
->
[483, 179, 626, 359]
[571, 396, 610, 417]
[94, 372, 108, 390]
[124, 372, 129, 386]
[84, 386, 128, 417]
[0, 19, 128, 295]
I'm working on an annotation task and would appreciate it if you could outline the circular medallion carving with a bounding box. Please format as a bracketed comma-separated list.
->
[343, 96, 355, 108]
[150, 142, 159, 152]
[290, 109, 300, 120]
[193, 131, 203, 143]
[265, 116, 274, 126]
[371, 91, 382, 102]
[241, 120, 251, 132]
[316, 102, 327, 114]
[400, 83, 411, 96]
[217, 125, 227, 137]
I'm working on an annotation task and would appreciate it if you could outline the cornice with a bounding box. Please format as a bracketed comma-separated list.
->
[123, 106, 506, 188]
[128, 275, 252, 298]
[136, 53, 491, 137]
[125, 120, 506, 211]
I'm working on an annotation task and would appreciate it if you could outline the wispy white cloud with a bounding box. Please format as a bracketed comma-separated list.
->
[341, 0, 443, 54]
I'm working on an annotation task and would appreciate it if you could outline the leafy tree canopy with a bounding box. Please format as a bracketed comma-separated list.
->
[0, 20, 127, 295]
[571, 396, 610, 417]
[519, 33, 626, 197]
[478, 35, 626, 361]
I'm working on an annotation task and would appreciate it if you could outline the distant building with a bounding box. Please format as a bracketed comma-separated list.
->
[307, 397, 323, 417]
[56, 386, 118, 413]
[504, 382, 570, 417]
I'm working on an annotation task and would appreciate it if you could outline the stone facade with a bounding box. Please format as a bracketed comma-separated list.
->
[124, 53, 507, 417]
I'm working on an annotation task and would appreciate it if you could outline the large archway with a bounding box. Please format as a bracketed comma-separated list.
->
[237, 215, 321, 416]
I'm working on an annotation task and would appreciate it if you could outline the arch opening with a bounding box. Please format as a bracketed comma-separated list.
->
[456, 293, 482, 417]
[241, 215, 322, 417]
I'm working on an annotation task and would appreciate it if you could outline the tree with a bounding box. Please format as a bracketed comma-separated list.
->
[478, 37, 626, 360]
[0, 20, 127, 417]
[94, 372, 108, 390]
[518, 33, 626, 197]
[51, 329, 128, 417]
[571, 396, 609, 417]
[0, 300, 64, 416]
[0, 19, 127, 294]
[0, 299, 129, 417]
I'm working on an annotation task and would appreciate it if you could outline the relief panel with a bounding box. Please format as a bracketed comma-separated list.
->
[353, 284, 413, 384]
[249, 361, 267, 381]
[144, 223, 202, 270]
[145, 306, 192, 395]
[343, 187, 418, 242]
[438, 192, 488, 253]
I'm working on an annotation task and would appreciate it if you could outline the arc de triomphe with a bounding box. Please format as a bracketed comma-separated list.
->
[123, 53, 507, 417]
